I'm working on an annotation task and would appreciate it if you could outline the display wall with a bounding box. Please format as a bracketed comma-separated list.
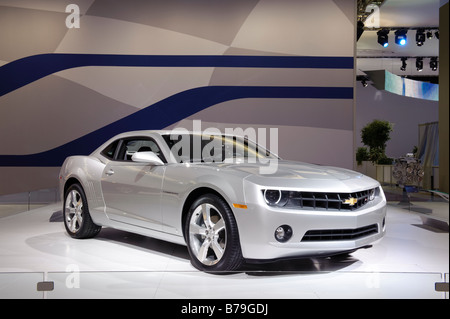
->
[355, 83, 439, 161]
[0, 0, 356, 195]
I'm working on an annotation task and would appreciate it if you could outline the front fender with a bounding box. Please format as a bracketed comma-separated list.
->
[161, 164, 248, 237]
[191, 174, 246, 208]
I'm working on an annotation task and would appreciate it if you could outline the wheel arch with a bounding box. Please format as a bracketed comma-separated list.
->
[64, 177, 82, 196]
[181, 187, 230, 241]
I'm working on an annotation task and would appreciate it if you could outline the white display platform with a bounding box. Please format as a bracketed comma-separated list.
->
[0, 202, 448, 299]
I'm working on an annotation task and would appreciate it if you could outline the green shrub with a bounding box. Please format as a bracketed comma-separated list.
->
[358, 119, 394, 165]
[356, 147, 370, 165]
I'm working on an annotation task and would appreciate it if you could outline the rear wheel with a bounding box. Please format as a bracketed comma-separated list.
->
[63, 183, 101, 239]
[185, 194, 243, 272]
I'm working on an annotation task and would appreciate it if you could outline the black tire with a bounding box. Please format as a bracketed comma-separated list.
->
[185, 194, 244, 272]
[63, 183, 101, 239]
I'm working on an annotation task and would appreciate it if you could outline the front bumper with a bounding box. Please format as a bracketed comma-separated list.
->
[235, 184, 387, 260]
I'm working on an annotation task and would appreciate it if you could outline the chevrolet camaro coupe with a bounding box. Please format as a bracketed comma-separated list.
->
[59, 130, 386, 272]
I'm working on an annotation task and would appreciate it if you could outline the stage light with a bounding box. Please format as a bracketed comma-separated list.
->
[435, 31, 439, 40]
[361, 79, 368, 87]
[377, 29, 389, 47]
[400, 57, 407, 71]
[416, 29, 425, 46]
[430, 57, 438, 71]
[416, 57, 423, 72]
[395, 29, 408, 46]
[426, 31, 433, 39]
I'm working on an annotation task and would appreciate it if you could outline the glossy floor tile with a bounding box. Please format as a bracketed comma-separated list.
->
[0, 199, 448, 299]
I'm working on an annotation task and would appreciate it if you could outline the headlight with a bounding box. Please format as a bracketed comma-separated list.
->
[368, 188, 376, 201]
[368, 187, 379, 201]
[263, 189, 288, 207]
[263, 189, 281, 205]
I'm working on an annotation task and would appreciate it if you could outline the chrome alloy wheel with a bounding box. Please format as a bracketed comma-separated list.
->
[65, 189, 84, 234]
[188, 203, 227, 266]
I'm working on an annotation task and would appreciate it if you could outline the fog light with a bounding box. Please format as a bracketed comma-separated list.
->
[274, 225, 293, 243]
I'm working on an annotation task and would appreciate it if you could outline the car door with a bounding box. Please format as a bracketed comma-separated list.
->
[101, 137, 166, 230]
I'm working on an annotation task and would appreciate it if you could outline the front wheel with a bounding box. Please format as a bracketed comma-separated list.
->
[63, 183, 101, 239]
[185, 194, 244, 272]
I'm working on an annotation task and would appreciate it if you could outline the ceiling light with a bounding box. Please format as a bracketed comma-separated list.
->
[377, 29, 390, 48]
[361, 79, 368, 87]
[416, 29, 425, 46]
[435, 31, 439, 40]
[416, 57, 423, 72]
[400, 57, 407, 71]
[395, 29, 408, 46]
[430, 57, 438, 71]
[426, 31, 433, 39]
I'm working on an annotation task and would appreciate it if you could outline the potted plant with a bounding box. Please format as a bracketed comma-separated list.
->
[359, 119, 393, 165]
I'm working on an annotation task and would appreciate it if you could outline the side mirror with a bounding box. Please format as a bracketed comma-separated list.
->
[131, 151, 164, 166]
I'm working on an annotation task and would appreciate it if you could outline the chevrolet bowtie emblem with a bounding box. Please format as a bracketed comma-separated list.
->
[343, 197, 358, 206]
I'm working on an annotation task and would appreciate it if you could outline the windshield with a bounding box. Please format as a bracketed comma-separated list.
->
[162, 133, 278, 164]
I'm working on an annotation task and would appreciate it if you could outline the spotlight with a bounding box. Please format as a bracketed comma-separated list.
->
[361, 79, 368, 87]
[426, 31, 433, 39]
[377, 29, 390, 48]
[435, 30, 439, 39]
[416, 57, 423, 72]
[395, 29, 408, 46]
[430, 57, 438, 71]
[400, 57, 407, 71]
[416, 29, 425, 46]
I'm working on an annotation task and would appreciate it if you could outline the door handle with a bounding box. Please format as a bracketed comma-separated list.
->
[105, 169, 114, 176]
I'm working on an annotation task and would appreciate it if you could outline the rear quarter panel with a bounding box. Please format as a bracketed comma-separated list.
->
[59, 156, 108, 225]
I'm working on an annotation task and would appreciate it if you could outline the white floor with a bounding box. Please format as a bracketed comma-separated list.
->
[0, 200, 448, 299]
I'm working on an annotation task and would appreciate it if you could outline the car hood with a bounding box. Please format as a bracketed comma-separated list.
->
[222, 160, 379, 191]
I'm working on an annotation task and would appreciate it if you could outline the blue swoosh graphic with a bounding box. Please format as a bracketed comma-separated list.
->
[0, 85, 353, 167]
[0, 53, 353, 97]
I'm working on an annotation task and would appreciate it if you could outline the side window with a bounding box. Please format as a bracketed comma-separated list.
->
[101, 139, 120, 160]
[116, 137, 165, 162]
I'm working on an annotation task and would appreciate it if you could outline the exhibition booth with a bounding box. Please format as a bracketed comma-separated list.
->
[0, 0, 448, 300]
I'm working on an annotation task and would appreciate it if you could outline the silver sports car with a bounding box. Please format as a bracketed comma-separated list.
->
[59, 130, 386, 271]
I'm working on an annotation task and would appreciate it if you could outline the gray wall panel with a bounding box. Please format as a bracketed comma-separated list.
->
[0, 0, 356, 194]
[0, 6, 68, 61]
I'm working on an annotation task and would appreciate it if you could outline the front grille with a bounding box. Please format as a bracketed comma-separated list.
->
[301, 224, 378, 242]
[286, 188, 377, 211]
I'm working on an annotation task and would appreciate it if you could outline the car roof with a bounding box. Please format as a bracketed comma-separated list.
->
[113, 130, 239, 138]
